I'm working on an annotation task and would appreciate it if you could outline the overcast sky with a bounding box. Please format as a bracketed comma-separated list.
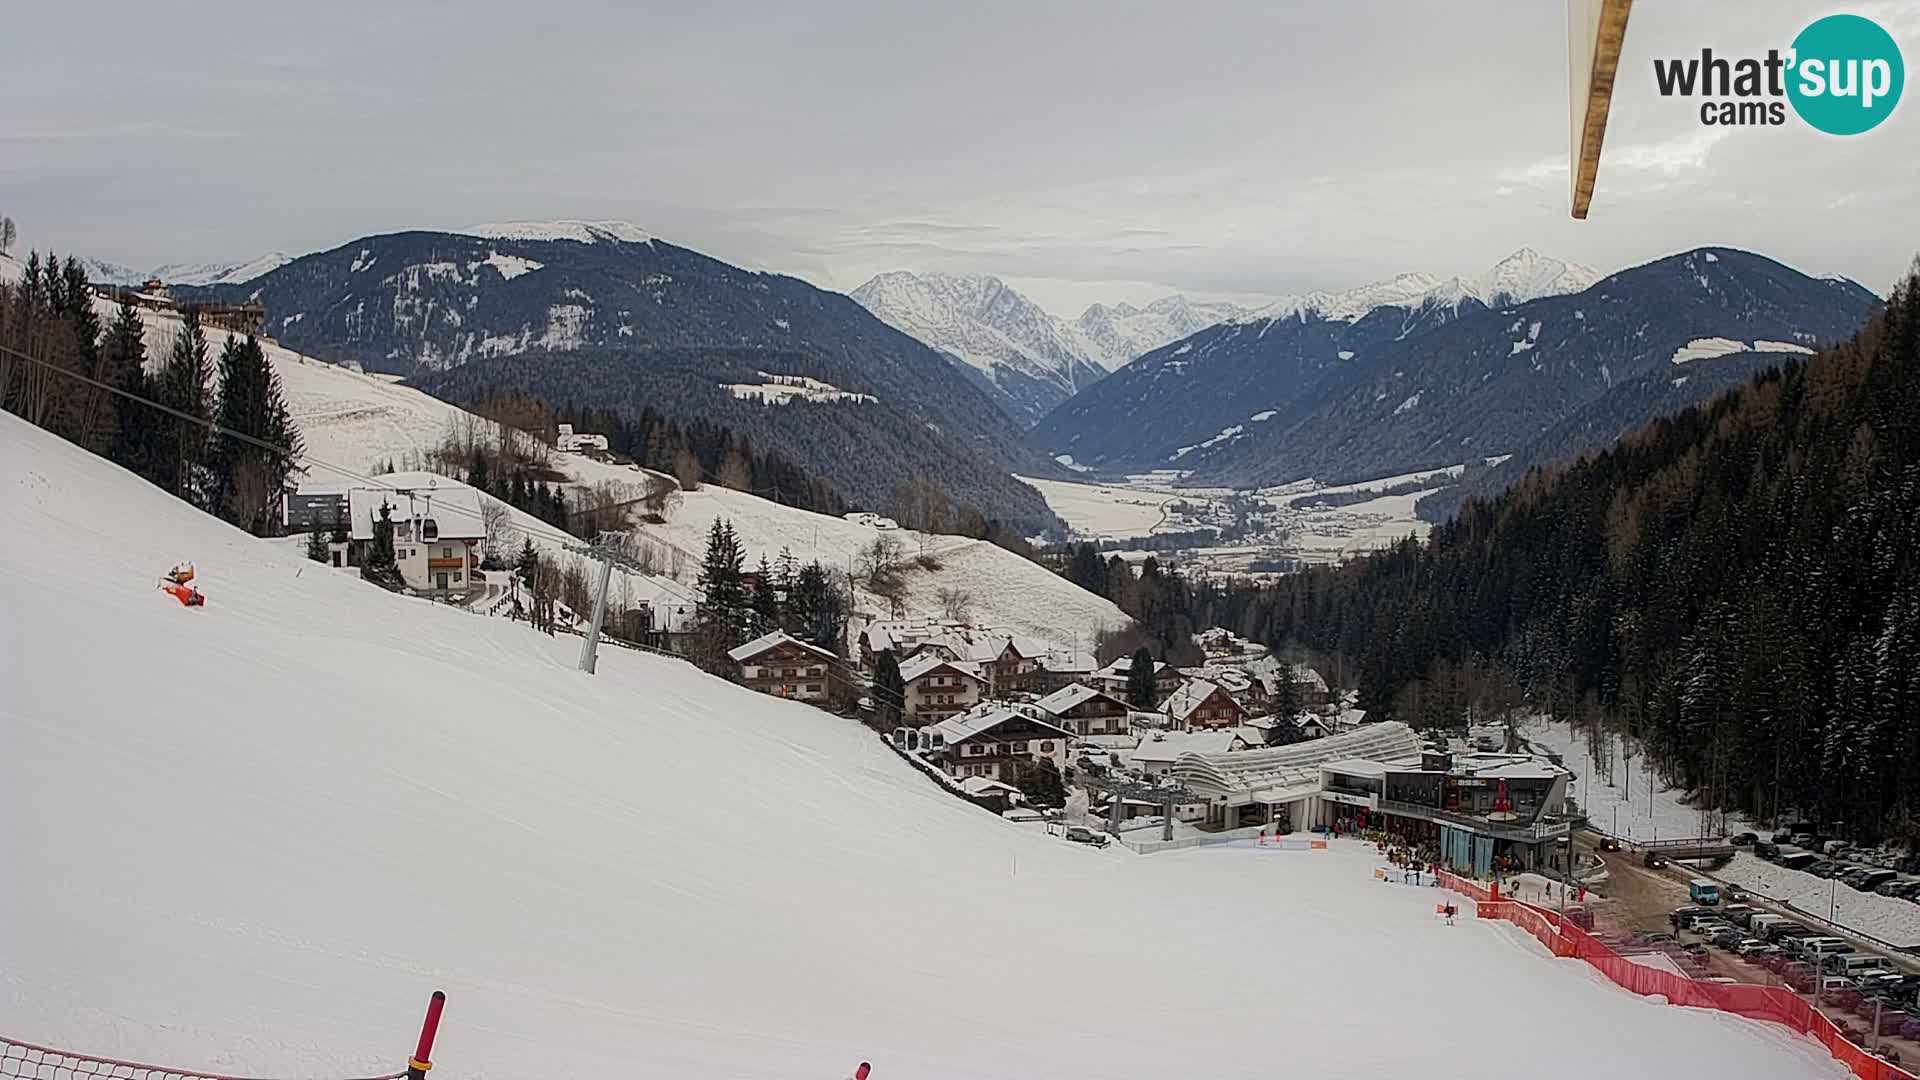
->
[3, 1, 1916, 313]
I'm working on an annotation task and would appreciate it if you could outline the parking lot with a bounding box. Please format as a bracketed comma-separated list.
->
[1584, 843, 1920, 1069]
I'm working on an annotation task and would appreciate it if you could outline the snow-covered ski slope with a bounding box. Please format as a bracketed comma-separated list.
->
[640, 482, 1127, 651]
[0, 414, 1849, 1079]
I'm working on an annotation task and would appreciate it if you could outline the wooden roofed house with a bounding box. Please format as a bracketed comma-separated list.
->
[1163, 678, 1249, 731]
[728, 630, 838, 703]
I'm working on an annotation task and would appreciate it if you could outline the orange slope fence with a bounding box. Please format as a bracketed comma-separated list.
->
[1437, 877, 1917, 1080]
[3, 992, 445, 1080]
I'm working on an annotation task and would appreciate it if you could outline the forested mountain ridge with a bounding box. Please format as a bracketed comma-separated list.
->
[1199, 264, 1920, 840]
[187, 226, 1062, 534]
[1034, 248, 1881, 497]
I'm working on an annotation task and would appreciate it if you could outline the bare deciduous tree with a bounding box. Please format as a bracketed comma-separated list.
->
[936, 586, 972, 622]
[0, 217, 15, 256]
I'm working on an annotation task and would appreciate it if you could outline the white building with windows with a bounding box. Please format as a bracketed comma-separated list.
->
[342, 476, 487, 596]
[900, 654, 987, 724]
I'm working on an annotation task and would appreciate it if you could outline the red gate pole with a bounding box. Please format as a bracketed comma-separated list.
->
[407, 991, 447, 1080]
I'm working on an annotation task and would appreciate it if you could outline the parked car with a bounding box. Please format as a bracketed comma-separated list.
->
[1730, 832, 1758, 847]
[1854, 869, 1898, 892]
[1769, 922, 1814, 943]
[1754, 841, 1781, 860]
[1670, 905, 1713, 929]
[1599, 836, 1621, 852]
[1712, 928, 1746, 950]
[1721, 904, 1758, 927]
[1063, 826, 1110, 848]
[1735, 940, 1777, 958]
[1784, 961, 1818, 992]
[1809, 860, 1841, 878]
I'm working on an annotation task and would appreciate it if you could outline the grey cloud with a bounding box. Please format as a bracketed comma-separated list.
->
[1, 0, 1914, 309]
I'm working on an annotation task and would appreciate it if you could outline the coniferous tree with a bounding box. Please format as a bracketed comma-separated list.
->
[1271, 666, 1302, 720]
[359, 501, 405, 591]
[873, 649, 905, 726]
[1014, 757, 1068, 809]
[209, 334, 302, 534]
[750, 554, 777, 633]
[306, 526, 330, 563]
[102, 296, 154, 479]
[154, 310, 214, 506]
[1126, 646, 1158, 708]
[693, 517, 748, 669]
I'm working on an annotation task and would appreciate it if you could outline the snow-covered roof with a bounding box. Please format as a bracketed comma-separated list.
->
[1172, 722, 1423, 798]
[1231, 726, 1272, 748]
[959, 776, 1024, 799]
[899, 653, 985, 686]
[1456, 757, 1568, 782]
[933, 708, 1072, 747]
[1321, 757, 1392, 779]
[338, 475, 486, 542]
[1163, 679, 1242, 723]
[1130, 730, 1239, 765]
[727, 630, 837, 664]
[1034, 683, 1124, 716]
[1097, 656, 1169, 678]
[1073, 733, 1139, 751]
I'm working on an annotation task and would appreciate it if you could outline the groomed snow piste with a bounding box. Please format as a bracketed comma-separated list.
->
[0, 414, 1849, 1079]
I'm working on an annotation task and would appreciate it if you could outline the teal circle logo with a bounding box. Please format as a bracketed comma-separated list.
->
[1787, 14, 1904, 135]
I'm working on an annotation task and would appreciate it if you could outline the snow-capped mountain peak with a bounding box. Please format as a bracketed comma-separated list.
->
[74, 253, 291, 287]
[1237, 251, 1598, 327]
[852, 270, 1107, 425]
[458, 220, 654, 246]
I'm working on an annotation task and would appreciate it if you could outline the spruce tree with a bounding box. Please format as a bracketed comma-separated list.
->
[359, 501, 405, 591]
[154, 310, 213, 507]
[1126, 646, 1158, 708]
[750, 554, 777, 633]
[873, 649, 905, 726]
[209, 335, 302, 534]
[694, 517, 748, 667]
[102, 296, 154, 480]
[1271, 667, 1302, 720]
[306, 526, 330, 563]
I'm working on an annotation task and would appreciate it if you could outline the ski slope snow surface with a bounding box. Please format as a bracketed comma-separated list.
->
[0, 413, 1851, 1079]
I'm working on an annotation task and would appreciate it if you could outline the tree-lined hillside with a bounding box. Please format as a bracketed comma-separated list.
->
[1197, 265, 1920, 840]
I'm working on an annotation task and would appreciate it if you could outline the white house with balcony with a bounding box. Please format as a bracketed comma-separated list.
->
[341, 475, 487, 596]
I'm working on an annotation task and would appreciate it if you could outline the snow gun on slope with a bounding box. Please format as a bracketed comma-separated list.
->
[159, 561, 205, 607]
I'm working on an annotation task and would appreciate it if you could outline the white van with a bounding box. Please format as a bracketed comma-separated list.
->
[1748, 914, 1788, 938]
[1831, 953, 1892, 977]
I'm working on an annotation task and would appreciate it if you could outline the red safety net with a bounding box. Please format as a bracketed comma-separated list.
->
[1, 1037, 404, 1080]
[1467, 898, 1917, 1080]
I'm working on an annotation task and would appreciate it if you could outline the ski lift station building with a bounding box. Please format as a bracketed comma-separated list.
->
[1169, 721, 1574, 874]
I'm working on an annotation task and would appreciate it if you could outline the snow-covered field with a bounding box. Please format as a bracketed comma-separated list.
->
[1523, 718, 1752, 842]
[643, 482, 1127, 651]
[1716, 854, 1920, 949]
[0, 413, 1852, 1079]
[1021, 471, 1436, 566]
[1015, 474, 1171, 538]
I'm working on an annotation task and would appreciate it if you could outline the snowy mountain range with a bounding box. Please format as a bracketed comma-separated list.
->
[852, 252, 1596, 427]
[78, 252, 292, 287]
[185, 222, 1062, 533]
[850, 271, 1110, 426]
[1033, 247, 1880, 498]
[1231, 249, 1601, 326]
